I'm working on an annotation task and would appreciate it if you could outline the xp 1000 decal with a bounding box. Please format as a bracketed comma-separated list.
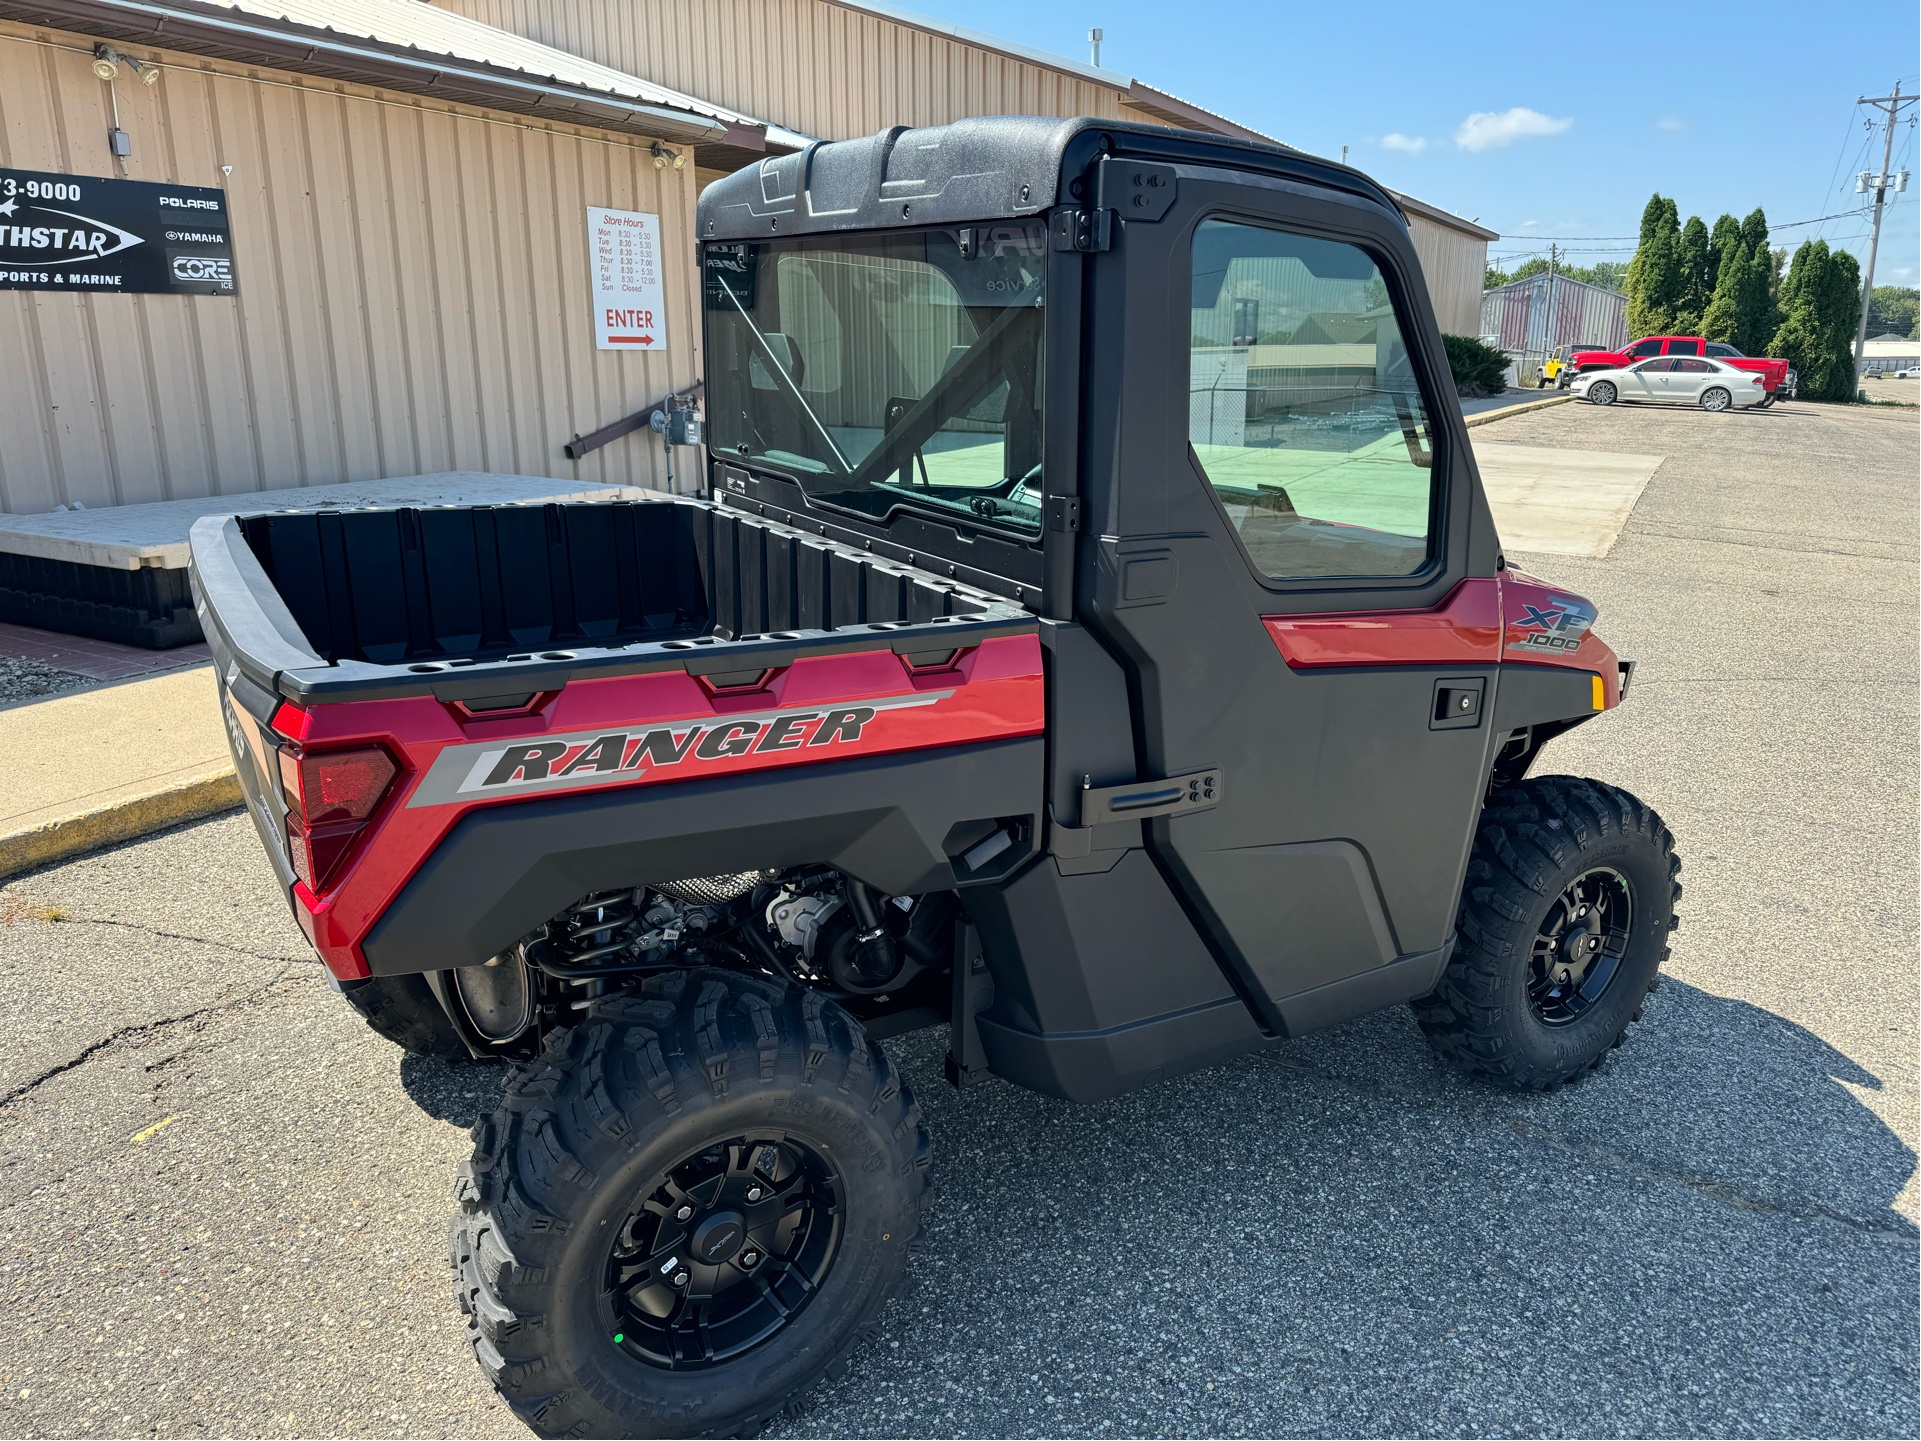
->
[406, 691, 951, 808]
[1505, 595, 1596, 656]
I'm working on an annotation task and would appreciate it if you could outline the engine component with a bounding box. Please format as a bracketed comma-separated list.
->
[650, 870, 781, 906]
[843, 880, 899, 985]
[767, 890, 843, 959]
[453, 951, 532, 1041]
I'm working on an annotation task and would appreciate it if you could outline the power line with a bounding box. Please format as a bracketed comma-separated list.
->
[1491, 206, 1875, 246]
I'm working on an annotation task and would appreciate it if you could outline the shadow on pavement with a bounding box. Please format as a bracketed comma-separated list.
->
[399, 1051, 507, 1128]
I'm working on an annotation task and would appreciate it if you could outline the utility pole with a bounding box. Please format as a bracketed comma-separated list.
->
[1851, 81, 1916, 385]
[1542, 242, 1559, 377]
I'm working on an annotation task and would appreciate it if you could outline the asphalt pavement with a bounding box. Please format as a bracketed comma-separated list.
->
[0, 396, 1914, 1439]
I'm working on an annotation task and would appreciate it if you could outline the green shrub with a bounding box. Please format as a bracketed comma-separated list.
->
[1442, 334, 1510, 395]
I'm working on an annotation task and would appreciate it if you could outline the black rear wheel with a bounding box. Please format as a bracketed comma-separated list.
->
[1414, 777, 1680, 1091]
[450, 969, 929, 1438]
[339, 973, 469, 1060]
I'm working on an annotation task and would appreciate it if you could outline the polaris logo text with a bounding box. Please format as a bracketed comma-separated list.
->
[406, 692, 951, 808]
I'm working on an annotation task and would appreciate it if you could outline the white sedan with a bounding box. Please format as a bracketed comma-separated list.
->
[1569, 356, 1768, 411]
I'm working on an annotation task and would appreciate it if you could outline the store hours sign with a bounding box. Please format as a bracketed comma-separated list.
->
[589, 206, 665, 350]
[0, 168, 237, 295]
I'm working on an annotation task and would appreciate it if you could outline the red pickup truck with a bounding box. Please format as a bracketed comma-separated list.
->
[1570, 336, 1794, 405]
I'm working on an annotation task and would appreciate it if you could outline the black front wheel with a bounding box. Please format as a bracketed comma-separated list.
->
[450, 969, 929, 1438]
[1414, 777, 1681, 1091]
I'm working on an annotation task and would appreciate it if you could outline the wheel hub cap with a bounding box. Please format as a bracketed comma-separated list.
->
[690, 1210, 746, 1265]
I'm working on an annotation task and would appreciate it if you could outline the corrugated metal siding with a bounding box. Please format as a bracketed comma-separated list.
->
[0, 19, 701, 516]
[433, 0, 1130, 140]
[1479, 274, 1627, 354]
[1404, 213, 1487, 337]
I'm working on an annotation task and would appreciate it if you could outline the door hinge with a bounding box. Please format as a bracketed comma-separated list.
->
[1052, 206, 1112, 252]
[1078, 767, 1220, 827]
[1045, 495, 1082, 533]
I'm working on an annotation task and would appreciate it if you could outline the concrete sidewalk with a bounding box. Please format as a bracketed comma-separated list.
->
[0, 667, 238, 879]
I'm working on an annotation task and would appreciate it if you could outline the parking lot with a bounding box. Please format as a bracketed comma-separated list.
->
[0, 397, 1915, 1439]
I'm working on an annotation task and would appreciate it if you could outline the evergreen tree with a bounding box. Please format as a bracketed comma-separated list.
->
[1769, 242, 1825, 387]
[1739, 207, 1769, 258]
[1675, 215, 1712, 333]
[1816, 248, 1862, 398]
[1708, 214, 1741, 280]
[1734, 243, 1777, 356]
[1699, 240, 1747, 343]
[1625, 194, 1683, 337]
[1769, 241, 1864, 401]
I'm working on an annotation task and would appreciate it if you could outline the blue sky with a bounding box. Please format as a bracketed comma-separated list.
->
[901, 0, 1921, 291]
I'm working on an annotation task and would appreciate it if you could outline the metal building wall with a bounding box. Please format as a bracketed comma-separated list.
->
[435, 2, 1498, 345]
[434, 0, 1131, 146]
[0, 18, 701, 516]
[1403, 214, 1487, 336]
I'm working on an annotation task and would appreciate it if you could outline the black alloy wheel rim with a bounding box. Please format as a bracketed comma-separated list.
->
[604, 1135, 844, 1370]
[1528, 867, 1632, 1026]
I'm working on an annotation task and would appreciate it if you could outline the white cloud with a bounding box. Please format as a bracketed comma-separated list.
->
[1380, 132, 1428, 154]
[1455, 107, 1573, 151]
[1656, 116, 1686, 132]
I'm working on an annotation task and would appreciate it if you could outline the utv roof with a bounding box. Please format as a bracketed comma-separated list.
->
[697, 116, 1407, 242]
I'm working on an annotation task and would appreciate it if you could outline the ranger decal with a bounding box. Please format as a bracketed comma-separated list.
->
[405, 691, 952, 808]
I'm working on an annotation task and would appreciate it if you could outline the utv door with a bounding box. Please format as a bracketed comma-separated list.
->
[1074, 157, 1506, 1036]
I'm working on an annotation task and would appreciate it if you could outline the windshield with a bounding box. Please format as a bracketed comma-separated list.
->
[703, 227, 1046, 538]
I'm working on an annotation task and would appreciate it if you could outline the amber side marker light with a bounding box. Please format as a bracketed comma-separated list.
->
[276, 745, 398, 892]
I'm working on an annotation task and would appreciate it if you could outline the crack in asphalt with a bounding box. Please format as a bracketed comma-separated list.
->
[44, 914, 315, 969]
[1263, 1056, 1920, 1243]
[0, 961, 314, 1111]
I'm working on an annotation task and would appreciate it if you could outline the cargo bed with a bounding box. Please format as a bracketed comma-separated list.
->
[189, 495, 1033, 705]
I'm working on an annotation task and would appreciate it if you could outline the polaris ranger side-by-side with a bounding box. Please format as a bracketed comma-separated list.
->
[190, 117, 1681, 1439]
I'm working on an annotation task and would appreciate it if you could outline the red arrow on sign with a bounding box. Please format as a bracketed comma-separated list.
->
[609, 334, 655, 345]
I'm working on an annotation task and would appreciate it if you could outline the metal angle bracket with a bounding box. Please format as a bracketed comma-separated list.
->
[1093, 158, 1177, 221]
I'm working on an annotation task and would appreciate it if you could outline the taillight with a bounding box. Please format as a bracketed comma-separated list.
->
[276, 744, 397, 893]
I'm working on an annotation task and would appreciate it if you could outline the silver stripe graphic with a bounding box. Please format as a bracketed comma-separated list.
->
[405, 690, 954, 809]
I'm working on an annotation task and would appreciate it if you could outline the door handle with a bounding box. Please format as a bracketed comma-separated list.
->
[1078, 767, 1222, 826]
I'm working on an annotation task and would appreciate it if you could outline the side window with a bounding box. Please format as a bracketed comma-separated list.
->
[1634, 358, 1673, 372]
[1627, 339, 1662, 358]
[1666, 339, 1702, 356]
[1705, 343, 1737, 358]
[1188, 218, 1436, 581]
[1678, 358, 1712, 372]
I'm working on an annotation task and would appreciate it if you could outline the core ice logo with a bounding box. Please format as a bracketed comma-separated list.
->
[171, 254, 232, 284]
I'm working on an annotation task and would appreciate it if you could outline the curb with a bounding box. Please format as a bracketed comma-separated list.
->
[1465, 392, 1575, 428]
[0, 767, 242, 880]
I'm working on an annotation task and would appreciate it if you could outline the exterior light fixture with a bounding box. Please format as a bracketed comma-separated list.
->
[650, 142, 684, 171]
[91, 42, 159, 86]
